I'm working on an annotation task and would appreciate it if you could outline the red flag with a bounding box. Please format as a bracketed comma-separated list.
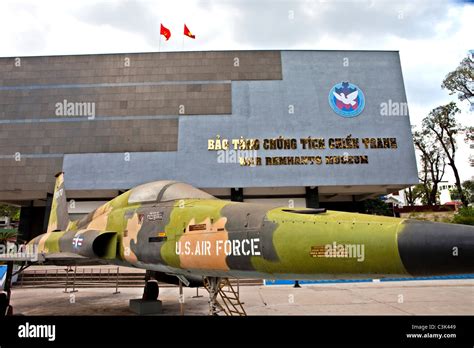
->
[184, 24, 195, 39]
[160, 24, 171, 41]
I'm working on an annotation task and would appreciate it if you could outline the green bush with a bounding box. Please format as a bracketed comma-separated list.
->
[0, 229, 18, 243]
[360, 199, 393, 216]
[452, 207, 474, 226]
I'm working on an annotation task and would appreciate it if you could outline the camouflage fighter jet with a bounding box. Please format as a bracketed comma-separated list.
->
[27, 173, 474, 314]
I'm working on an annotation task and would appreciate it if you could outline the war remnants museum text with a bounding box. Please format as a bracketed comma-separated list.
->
[208, 135, 399, 166]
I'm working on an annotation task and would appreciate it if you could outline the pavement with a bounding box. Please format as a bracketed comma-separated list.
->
[9, 279, 474, 315]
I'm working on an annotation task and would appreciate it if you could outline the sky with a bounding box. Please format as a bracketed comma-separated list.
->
[0, 0, 472, 182]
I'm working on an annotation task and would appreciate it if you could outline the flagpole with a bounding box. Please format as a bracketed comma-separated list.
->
[158, 22, 162, 52]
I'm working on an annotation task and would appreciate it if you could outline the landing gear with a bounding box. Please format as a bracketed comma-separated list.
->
[203, 277, 246, 316]
[205, 277, 222, 315]
[142, 280, 159, 301]
[129, 277, 162, 315]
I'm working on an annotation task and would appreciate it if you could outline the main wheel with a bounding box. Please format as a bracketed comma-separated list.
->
[142, 280, 159, 301]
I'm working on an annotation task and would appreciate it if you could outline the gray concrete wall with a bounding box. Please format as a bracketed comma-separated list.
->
[63, 51, 418, 191]
[0, 50, 281, 200]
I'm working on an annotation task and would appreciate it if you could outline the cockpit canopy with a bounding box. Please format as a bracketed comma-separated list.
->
[128, 180, 215, 204]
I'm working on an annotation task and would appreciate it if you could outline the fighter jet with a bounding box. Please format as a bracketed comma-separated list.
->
[24, 173, 474, 314]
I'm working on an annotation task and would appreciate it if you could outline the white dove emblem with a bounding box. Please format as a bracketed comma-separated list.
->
[333, 90, 358, 106]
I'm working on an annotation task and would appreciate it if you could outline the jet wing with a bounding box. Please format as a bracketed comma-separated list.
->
[41, 252, 108, 266]
[0, 251, 107, 266]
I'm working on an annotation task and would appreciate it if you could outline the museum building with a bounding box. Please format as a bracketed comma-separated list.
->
[0, 50, 418, 241]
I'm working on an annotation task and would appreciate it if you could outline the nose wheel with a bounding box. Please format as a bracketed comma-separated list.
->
[205, 277, 222, 315]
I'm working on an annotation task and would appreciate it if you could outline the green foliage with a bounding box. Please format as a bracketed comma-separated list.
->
[411, 54, 473, 210]
[423, 102, 461, 148]
[360, 198, 393, 216]
[463, 180, 474, 203]
[0, 229, 18, 243]
[0, 204, 20, 220]
[404, 184, 427, 206]
[450, 180, 474, 204]
[419, 102, 469, 206]
[452, 207, 474, 226]
[405, 184, 434, 206]
[412, 128, 446, 205]
[441, 55, 474, 105]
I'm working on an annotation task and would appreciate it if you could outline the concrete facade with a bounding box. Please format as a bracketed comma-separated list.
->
[0, 50, 281, 202]
[0, 50, 417, 208]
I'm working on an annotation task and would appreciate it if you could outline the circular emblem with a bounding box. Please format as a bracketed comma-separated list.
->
[328, 81, 365, 118]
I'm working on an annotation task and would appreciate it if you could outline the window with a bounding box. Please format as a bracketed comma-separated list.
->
[160, 182, 215, 202]
[128, 180, 176, 204]
[128, 181, 215, 204]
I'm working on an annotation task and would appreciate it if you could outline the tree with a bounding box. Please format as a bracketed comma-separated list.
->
[0, 204, 20, 220]
[464, 180, 474, 203]
[360, 198, 392, 216]
[404, 184, 429, 206]
[464, 126, 474, 170]
[442, 54, 474, 106]
[413, 129, 446, 205]
[422, 102, 469, 206]
[404, 187, 415, 206]
[450, 180, 474, 204]
[404, 186, 417, 206]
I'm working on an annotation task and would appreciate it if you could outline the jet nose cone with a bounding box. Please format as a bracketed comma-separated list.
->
[398, 220, 474, 276]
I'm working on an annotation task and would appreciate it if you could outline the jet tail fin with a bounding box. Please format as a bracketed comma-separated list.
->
[47, 172, 71, 233]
